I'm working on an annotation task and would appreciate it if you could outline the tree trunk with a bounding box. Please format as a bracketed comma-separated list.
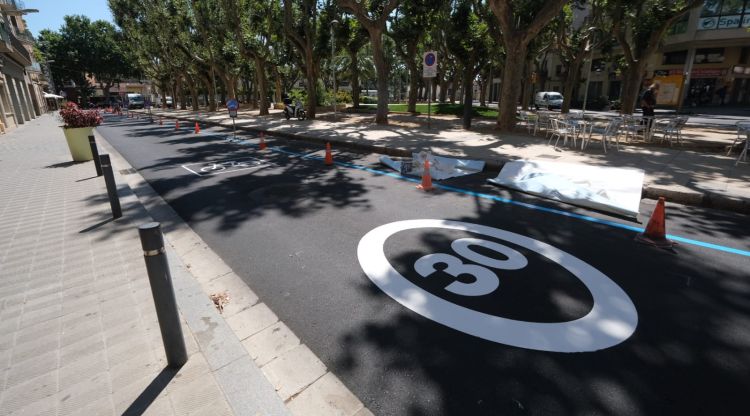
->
[274, 67, 282, 103]
[190, 79, 199, 111]
[370, 28, 389, 124]
[254, 56, 269, 116]
[179, 81, 187, 110]
[620, 61, 647, 114]
[407, 60, 419, 113]
[439, 77, 448, 103]
[462, 64, 474, 130]
[301, 48, 317, 119]
[561, 55, 585, 113]
[497, 43, 526, 130]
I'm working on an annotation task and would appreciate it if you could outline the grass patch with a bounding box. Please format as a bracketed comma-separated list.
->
[359, 103, 498, 118]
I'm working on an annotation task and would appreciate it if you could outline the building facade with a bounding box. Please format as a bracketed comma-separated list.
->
[0, 0, 47, 132]
[509, 1, 750, 109]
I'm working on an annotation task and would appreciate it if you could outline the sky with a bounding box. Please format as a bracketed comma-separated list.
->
[23, 0, 114, 37]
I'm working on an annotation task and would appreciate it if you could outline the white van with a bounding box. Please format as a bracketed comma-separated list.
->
[126, 93, 145, 109]
[535, 91, 564, 110]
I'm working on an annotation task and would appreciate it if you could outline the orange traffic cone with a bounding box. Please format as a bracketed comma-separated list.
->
[159, 117, 163, 126]
[635, 197, 674, 249]
[417, 159, 434, 191]
[175, 120, 180, 130]
[194, 122, 200, 134]
[324, 142, 333, 165]
[259, 135, 267, 150]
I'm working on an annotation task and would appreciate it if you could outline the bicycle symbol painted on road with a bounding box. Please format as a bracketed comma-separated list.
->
[182, 157, 272, 176]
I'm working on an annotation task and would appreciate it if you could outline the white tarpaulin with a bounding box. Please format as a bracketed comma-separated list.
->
[488, 160, 644, 217]
[379, 152, 485, 180]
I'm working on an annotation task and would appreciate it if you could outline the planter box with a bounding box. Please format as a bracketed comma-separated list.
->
[61, 127, 95, 162]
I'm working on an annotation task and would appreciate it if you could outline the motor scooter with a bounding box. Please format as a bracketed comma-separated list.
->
[283, 99, 307, 120]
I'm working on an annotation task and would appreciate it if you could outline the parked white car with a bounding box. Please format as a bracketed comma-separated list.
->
[535, 91, 564, 110]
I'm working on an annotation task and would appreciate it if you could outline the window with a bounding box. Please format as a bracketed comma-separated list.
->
[698, 0, 750, 29]
[591, 59, 606, 72]
[663, 51, 688, 65]
[668, 14, 689, 35]
[695, 48, 725, 63]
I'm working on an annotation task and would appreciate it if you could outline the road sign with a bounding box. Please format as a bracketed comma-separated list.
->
[423, 51, 437, 78]
[227, 99, 239, 118]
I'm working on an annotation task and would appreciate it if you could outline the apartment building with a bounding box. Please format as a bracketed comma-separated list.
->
[533, 1, 750, 108]
[0, 0, 47, 132]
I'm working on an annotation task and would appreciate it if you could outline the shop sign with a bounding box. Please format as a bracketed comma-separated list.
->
[691, 68, 725, 78]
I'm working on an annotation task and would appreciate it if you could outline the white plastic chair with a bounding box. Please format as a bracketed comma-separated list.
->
[729, 121, 750, 166]
[549, 118, 576, 149]
[583, 118, 621, 153]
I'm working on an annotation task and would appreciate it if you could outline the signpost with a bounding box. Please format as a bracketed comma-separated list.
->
[227, 99, 239, 139]
[423, 51, 437, 128]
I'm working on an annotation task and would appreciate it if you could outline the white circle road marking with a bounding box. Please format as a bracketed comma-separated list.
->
[357, 219, 638, 353]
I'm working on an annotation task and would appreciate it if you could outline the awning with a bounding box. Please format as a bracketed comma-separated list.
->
[44, 93, 64, 99]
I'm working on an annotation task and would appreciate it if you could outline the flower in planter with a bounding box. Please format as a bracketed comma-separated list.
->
[58, 102, 103, 128]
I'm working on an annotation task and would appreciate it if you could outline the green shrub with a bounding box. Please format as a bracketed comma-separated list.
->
[361, 96, 377, 104]
[609, 99, 621, 111]
[587, 96, 610, 111]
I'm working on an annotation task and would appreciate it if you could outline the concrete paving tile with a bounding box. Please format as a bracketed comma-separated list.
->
[112, 373, 168, 415]
[5, 349, 59, 388]
[64, 396, 116, 416]
[168, 374, 225, 416]
[11, 332, 59, 364]
[242, 322, 300, 367]
[20, 292, 61, 313]
[57, 371, 112, 416]
[60, 317, 102, 347]
[202, 272, 259, 318]
[352, 407, 376, 416]
[19, 303, 63, 328]
[109, 350, 162, 391]
[287, 372, 364, 416]
[261, 344, 327, 402]
[14, 317, 60, 345]
[186, 397, 234, 416]
[140, 394, 176, 416]
[226, 302, 279, 341]
[165, 353, 211, 389]
[0, 370, 57, 416]
[60, 334, 105, 367]
[60, 350, 108, 388]
[3, 393, 57, 416]
[107, 333, 158, 367]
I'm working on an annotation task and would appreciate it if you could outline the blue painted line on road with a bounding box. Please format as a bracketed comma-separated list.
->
[227, 136, 750, 258]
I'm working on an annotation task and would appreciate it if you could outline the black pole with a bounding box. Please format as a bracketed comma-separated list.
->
[138, 222, 188, 369]
[88, 135, 102, 176]
[99, 154, 122, 219]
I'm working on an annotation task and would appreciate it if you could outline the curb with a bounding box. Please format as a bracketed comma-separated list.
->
[133, 111, 750, 215]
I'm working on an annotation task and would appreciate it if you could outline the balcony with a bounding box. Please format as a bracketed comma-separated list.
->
[0, 23, 32, 66]
[0, 1, 24, 11]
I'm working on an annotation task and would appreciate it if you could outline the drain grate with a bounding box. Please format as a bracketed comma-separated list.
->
[536, 154, 561, 159]
[119, 168, 138, 175]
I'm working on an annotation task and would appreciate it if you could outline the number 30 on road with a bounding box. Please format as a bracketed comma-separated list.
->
[357, 220, 638, 353]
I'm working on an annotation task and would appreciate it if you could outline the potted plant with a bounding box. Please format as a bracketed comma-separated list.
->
[59, 102, 103, 162]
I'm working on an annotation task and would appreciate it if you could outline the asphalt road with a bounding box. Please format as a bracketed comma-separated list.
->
[99, 115, 750, 416]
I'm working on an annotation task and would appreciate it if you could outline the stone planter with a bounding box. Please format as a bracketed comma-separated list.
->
[61, 127, 95, 162]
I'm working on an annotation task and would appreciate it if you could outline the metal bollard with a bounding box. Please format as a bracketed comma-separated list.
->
[139, 222, 188, 368]
[99, 154, 122, 219]
[88, 135, 103, 176]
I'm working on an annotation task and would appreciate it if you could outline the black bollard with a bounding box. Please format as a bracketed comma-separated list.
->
[99, 154, 122, 219]
[88, 135, 103, 176]
[138, 222, 188, 368]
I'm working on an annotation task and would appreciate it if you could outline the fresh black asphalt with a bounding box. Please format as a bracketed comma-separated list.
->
[99, 115, 750, 416]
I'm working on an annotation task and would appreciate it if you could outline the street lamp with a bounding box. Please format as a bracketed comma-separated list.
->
[331, 19, 339, 122]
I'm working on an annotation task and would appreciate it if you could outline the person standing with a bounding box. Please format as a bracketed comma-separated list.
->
[640, 83, 659, 131]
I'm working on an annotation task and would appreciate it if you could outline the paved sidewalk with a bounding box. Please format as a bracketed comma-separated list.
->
[139, 107, 750, 213]
[0, 116, 239, 415]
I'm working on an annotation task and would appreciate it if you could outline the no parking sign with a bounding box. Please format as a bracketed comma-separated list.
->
[227, 99, 239, 118]
[423, 51, 437, 78]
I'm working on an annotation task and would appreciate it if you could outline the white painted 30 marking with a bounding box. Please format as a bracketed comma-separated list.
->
[357, 219, 638, 353]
